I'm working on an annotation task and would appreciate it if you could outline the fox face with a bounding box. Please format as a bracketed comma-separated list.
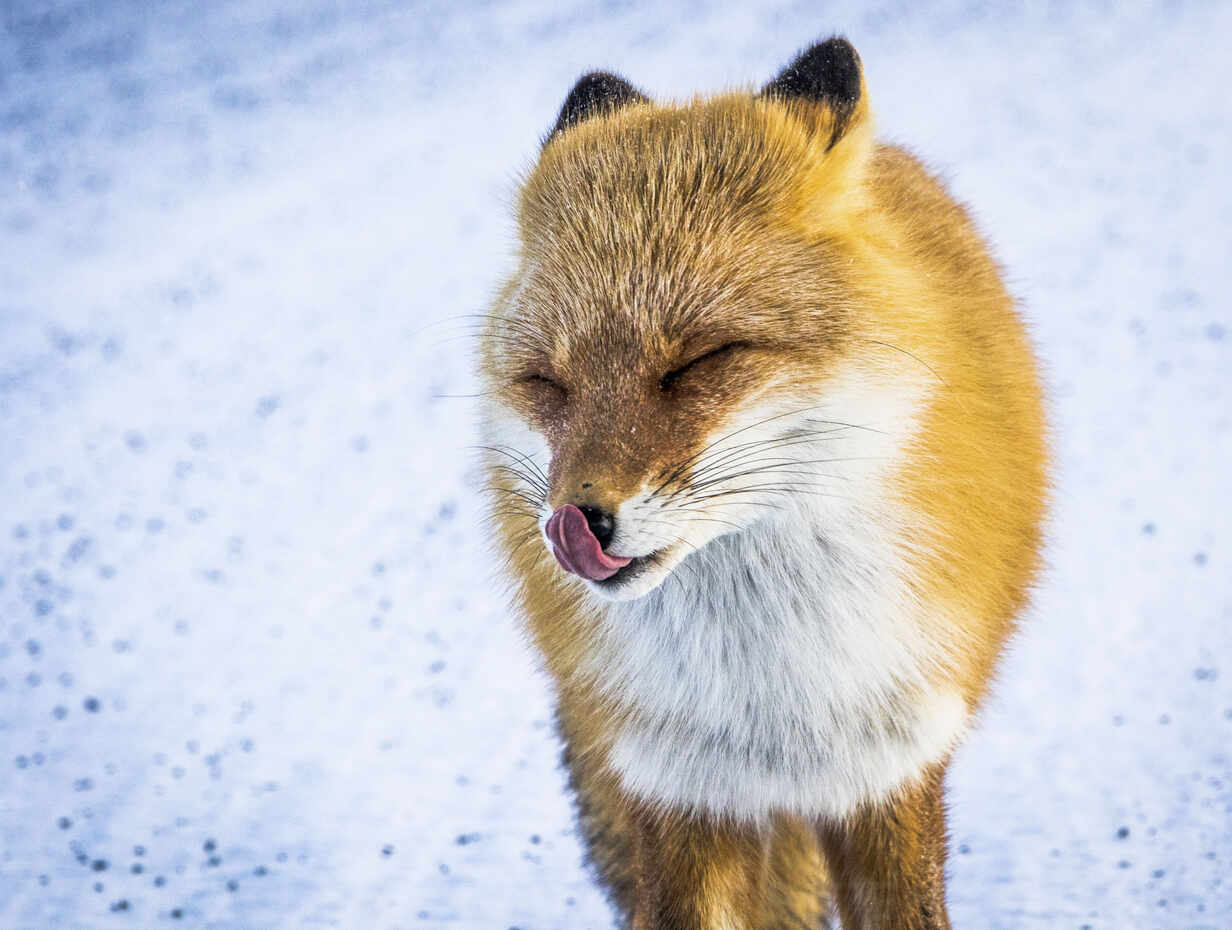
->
[480, 46, 927, 602]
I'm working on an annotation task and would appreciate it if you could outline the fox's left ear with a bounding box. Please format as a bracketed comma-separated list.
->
[762, 37, 868, 152]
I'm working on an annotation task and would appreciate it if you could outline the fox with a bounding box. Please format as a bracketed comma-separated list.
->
[477, 36, 1048, 930]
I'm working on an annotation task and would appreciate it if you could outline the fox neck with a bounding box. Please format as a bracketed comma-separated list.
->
[590, 491, 937, 705]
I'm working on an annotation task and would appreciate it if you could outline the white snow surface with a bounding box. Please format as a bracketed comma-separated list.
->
[1, 1, 1229, 927]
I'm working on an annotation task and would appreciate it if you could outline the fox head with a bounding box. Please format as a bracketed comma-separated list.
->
[479, 38, 931, 601]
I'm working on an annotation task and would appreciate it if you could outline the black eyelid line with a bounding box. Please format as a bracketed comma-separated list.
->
[686, 341, 749, 367]
[661, 341, 748, 386]
[519, 372, 565, 390]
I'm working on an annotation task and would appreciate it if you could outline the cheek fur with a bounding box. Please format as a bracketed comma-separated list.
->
[478, 400, 554, 508]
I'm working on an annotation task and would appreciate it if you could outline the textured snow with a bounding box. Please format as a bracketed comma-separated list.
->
[0, 2, 1229, 927]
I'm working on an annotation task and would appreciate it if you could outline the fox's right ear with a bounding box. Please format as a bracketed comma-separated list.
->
[546, 71, 649, 144]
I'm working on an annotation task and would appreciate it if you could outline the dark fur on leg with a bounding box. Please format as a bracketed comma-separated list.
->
[558, 706, 835, 929]
[817, 763, 952, 930]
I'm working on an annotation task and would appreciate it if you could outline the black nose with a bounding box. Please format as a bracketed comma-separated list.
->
[577, 505, 615, 549]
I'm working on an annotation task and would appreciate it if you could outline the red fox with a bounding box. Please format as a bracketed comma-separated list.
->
[478, 36, 1048, 930]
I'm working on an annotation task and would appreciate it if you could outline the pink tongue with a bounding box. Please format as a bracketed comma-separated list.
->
[545, 505, 632, 582]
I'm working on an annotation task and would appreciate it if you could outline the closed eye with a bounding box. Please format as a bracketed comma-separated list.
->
[517, 373, 568, 405]
[520, 373, 563, 391]
[659, 342, 747, 390]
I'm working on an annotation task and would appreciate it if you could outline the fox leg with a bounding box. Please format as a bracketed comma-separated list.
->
[628, 808, 837, 929]
[561, 740, 769, 930]
[630, 805, 770, 930]
[816, 763, 952, 930]
[761, 814, 837, 930]
[564, 760, 834, 928]
[558, 711, 833, 928]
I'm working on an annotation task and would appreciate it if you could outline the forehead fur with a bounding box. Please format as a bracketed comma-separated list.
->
[512, 95, 862, 359]
[524, 95, 818, 235]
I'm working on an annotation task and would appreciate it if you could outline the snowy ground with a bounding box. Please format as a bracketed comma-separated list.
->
[0, 1, 1229, 927]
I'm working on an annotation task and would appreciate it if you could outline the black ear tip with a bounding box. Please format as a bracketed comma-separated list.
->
[764, 35, 863, 106]
[811, 36, 862, 102]
[569, 70, 636, 97]
[548, 70, 649, 141]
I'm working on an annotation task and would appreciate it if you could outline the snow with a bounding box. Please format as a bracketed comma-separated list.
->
[0, 1, 1228, 927]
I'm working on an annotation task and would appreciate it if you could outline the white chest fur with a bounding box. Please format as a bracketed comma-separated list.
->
[584, 501, 968, 822]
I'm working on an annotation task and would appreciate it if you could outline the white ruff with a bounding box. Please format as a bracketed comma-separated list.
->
[591, 512, 968, 821]
[577, 373, 969, 822]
